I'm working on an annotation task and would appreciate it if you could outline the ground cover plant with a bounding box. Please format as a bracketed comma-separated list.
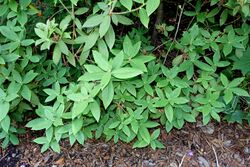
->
[0, 0, 250, 153]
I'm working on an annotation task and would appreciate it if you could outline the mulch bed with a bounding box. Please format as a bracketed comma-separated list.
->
[1, 121, 250, 167]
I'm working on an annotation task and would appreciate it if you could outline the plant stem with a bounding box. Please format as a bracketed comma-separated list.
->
[112, 3, 146, 15]
[58, 0, 72, 16]
[163, 3, 185, 65]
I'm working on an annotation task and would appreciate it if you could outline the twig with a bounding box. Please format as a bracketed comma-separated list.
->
[178, 153, 186, 167]
[162, 3, 185, 65]
[212, 145, 220, 167]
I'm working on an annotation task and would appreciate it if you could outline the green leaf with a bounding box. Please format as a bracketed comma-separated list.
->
[116, 15, 133, 25]
[23, 70, 38, 84]
[90, 100, 101, 122]
[151, 129, 160, 140]
[174, 97, 189, 104]
[26, 118, 53, 130]
[10, 134, 19, 145]
[72, 101, 88, 119]
[105, 25, 115, 49]
[233, 48, 250, 75]
[224, 89, 233, 104]
[223, 43, 233, 56]
[228, 77, 245, 88]
[50, 141, 60, 153]
[99, 15, 111, 38]
[133, 140, 149, 148]
[122, 125, 131, 137]
[92, 50, 110, 71]
[231, 88, 249, 97]
[83, 30, 99, 52]
[0, 26, 19, 41]
[82, 14, 104, 28]
[1, 116, 10, 132]
[112, 51, 124, 70]
[120, 0, 133, 11]
[146, 0, 160, 16]
[109, 121, 120, 129]
[139, 127, 151, 144]
[0, 102, 9, 122]
[164, 105, 173, 122]
[78, 72, 105, 81]
[102, 81, 114, 109]
[20, 0, 31, 8]
[72, 118, 83, 135]
[100, 73, 111, 89]
[139, 8, 149, 28]
[53, 44, 61, 64]
[21, 85, 32, 101]
[33, 137, 48, 144]
[112, 67, 143, 79]
[211, 111, 220, 122]
[220, 9, 228, 26]
[58, 40, 69, 55]
[75, 7, 89, 15]
[97, 39, 109, 59]
[220, 73, 229, 87]
[183, 114, 196, 123]
[194, 61, 214, 72]
[70, 0, 79, 5]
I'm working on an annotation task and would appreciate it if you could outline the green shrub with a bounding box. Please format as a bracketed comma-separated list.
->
[0, 0, 249, 152]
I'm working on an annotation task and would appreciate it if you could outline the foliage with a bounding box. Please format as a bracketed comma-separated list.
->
[0, 0, 249, 152]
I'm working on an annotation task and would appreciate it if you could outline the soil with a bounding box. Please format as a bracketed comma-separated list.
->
[1, 121, 250, 167]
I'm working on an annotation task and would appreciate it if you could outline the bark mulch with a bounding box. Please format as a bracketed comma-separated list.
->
[1, 121, 250, 167]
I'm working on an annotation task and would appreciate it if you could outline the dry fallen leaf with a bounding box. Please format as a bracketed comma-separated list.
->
[54, 157, 65, 165]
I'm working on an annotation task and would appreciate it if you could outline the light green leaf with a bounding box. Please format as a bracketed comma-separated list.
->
[99, 15, 111, 38]
[112, 51, 124, 69]
[139, 127, 150, 144]
[139, 8, 149, 28]
[20, 0, 31, 8]
[220, 73, 229, 87]
[231, 88, 249, 97]
[224, 89, 233, 104]
[0, 102, 9, 122]
[1, 116, 10, 132]
[90, 100, 101, 122]
[116, 15, 133, 25]
[82, 14, 104, 28]
[112, 67, 143, 79]
[102, 81, 114, 109]
[101, 73, 111, 89]
[105, 25, 115, 49]
[72, 101, 88, 119]
[23, 70, 38, 84]
[21, 85, 32, 101]
[164, 105, 173, 122]
[83, 30, 99, 52]
[120, 0, 133, 11]
[72, 118, 83, 135]
[26, 118, 53, 130]
[53, 44, 61, 64]
[70, 0, 79, 5]
[146, 0, 160, 16]
[228, 77, 245, 88]
[50, 141, 60, 153]
[92, 50, 110, 71]
[58, 40, 69, 55]
[0, 26, 19, 41]
[122, 125, 131, 137]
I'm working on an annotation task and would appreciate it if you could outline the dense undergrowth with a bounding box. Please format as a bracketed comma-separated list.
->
[0, 0, 250, 153]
